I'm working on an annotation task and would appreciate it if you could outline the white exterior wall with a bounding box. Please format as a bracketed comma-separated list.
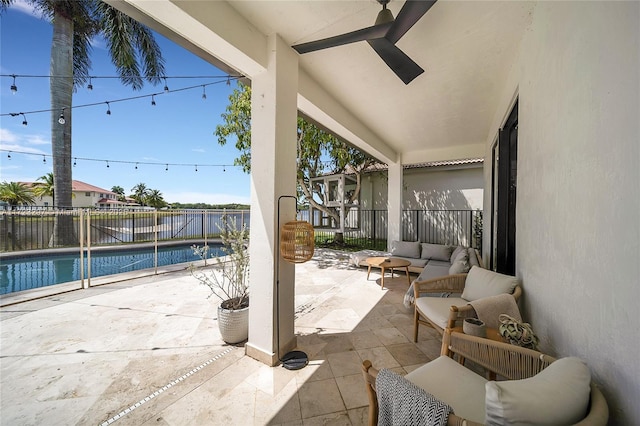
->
[360, 166, 483, 212]
[484, 2, 639, 422]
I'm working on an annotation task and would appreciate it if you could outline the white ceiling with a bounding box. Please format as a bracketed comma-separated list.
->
[111, 0, 535, 165]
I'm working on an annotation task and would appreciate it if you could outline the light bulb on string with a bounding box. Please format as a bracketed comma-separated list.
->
[165, 164, 169, 171]
[195, 164, 198, 172]
[163, 78, 169, 92]
[201, 86, 206, 100]
[226, 76, 231, 86]
[106, 160, 110, 168]
[151, 95, 156, 106]
[7, 151, 11, 160]
[58, 108, 66, 125]
[10, 75, 17, 94]
[42, 155, 46, 164]
[73, 158, 77, 167]
[87, 77, 93, 91]
[135, 162, 138, 170]
[106, 102, 111, 115]
[223, 165, 226, 172]
[21, 113, 27, 126]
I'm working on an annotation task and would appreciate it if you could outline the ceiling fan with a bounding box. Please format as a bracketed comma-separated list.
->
[292, 0, 437, 85]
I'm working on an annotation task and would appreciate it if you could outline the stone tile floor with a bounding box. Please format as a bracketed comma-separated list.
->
[0, 249, 444, 425]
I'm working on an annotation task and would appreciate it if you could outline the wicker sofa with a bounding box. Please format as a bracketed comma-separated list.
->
[350, 241, 483, 276]
[362, 328, 609, 426]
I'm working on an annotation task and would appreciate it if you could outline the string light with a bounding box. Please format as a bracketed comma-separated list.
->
[151, 95, 156, 106]
[165, 164, 169, 171]
[10, 75, 17, 94]
[163, 77, 169, 92]
[21, 113, 27, 126]
[195, 164, 198, 172]
[226, 76, 231, 86]
[105, 102, 111, 115]
[58, 108, 66, 124]
[87, 76, 93, 90]
[201, 85, 206, 100]
[1, 149, 236, 171]
[2, 76, 243, 122]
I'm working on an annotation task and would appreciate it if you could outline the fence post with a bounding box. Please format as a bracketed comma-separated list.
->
[372, 210, 377, 242]
[132, 212, 136, 242]
[86, 212, 92, 287]
[80, 210, 86, 289]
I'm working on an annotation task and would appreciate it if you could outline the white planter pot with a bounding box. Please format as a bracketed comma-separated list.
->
[217, 304, 249, 344]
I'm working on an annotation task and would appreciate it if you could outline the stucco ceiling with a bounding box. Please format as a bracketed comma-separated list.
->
[110, 0, 535, 165]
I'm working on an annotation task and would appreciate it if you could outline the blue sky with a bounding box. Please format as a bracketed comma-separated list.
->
[0, 1, 250, 205]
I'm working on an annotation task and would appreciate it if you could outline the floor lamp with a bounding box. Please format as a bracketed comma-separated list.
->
[276, 195, 315, 370]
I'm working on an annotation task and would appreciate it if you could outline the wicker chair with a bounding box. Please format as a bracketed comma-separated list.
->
[362, 329, 608, 426]
[413, 269, 522, 341]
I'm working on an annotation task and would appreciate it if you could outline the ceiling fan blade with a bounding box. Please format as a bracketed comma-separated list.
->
[386, 0, 437, 44]
[367, 38, 424, 84]
[293, 22, 392, 54]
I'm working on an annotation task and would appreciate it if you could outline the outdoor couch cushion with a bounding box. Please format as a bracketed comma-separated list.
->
[392, 241, 421, 259]
[461, 266, 519, 302]
[468, 248, 480, 268]
[416, 261, 452, 281]
[449, 250, 470, 274]
[393, 257, 428, 268]
[420, 243, 452, 261]
[485, 357, 591, 425]
[406, 355, 487, 424]
[414, 296, 467, 330]
[450, 245, 466, 263]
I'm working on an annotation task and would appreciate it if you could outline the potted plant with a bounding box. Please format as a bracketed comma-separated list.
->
[190, 215, 249, 344]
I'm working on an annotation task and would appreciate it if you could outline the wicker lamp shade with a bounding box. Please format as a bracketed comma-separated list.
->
[280, 220, 315, 263]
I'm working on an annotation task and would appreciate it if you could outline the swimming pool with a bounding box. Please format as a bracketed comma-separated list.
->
[0, 243, 223, 295]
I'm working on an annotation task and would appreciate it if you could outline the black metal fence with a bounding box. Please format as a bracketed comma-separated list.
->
[1, 208, 481, 253]
[304, 209, 482, 251]
[0, 210, 250, 252]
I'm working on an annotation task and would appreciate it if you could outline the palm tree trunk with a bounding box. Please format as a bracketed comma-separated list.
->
[50, 11, 76, 246]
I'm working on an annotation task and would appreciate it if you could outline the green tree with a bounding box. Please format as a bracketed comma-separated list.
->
[32, 172, 55, 203]
[145, 189, 166, 209]
[111, 185, 126, 202]
[0, 182, 35, 209]
[0, 0, 165, 246]
[130, 182, 149, 206]
[215, 83, 379, 227]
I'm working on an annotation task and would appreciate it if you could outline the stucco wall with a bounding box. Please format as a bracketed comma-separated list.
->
[360, 166, 483, 211]
[485, 2, 640, 423]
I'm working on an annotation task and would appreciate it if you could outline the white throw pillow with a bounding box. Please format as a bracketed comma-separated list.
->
[485, 357, 591, 425]
[449, 251, 470, 274]
[391, 240, 421, 258]
[420, 243, 452, 261]
[461, 266, 519, 302]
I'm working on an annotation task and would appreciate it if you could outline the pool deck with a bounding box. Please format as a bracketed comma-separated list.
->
[0, 248, 443, 425]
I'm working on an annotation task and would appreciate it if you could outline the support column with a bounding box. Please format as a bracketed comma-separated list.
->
[246, 34, 298, 366]
[387, 161, 403, 250]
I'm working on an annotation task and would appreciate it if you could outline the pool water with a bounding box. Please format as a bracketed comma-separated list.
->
[0, 244, 223, 295]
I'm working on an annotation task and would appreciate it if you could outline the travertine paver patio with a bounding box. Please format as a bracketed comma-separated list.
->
[0, 248, 443, 425]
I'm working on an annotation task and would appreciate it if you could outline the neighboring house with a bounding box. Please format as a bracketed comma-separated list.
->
[27, 180, 137, 209]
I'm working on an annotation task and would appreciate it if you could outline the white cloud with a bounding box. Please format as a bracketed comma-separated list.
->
[192, 148, 206, 153]
[0, 128, 49, 155]
[10, 0, 41, 18]
[163, 191, 250, 205]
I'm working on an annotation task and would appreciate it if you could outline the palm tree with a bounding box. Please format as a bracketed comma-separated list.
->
[0, 0, 165, 246]
[146, 189, 166, 209]
[0, 182, 35, 209]
[131, 182, 149, 206]
[111, 185, 126, 202]
[32, 172, 55, 204]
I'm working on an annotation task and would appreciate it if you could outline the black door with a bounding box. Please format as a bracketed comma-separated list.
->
[495, 100, 518, 275]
